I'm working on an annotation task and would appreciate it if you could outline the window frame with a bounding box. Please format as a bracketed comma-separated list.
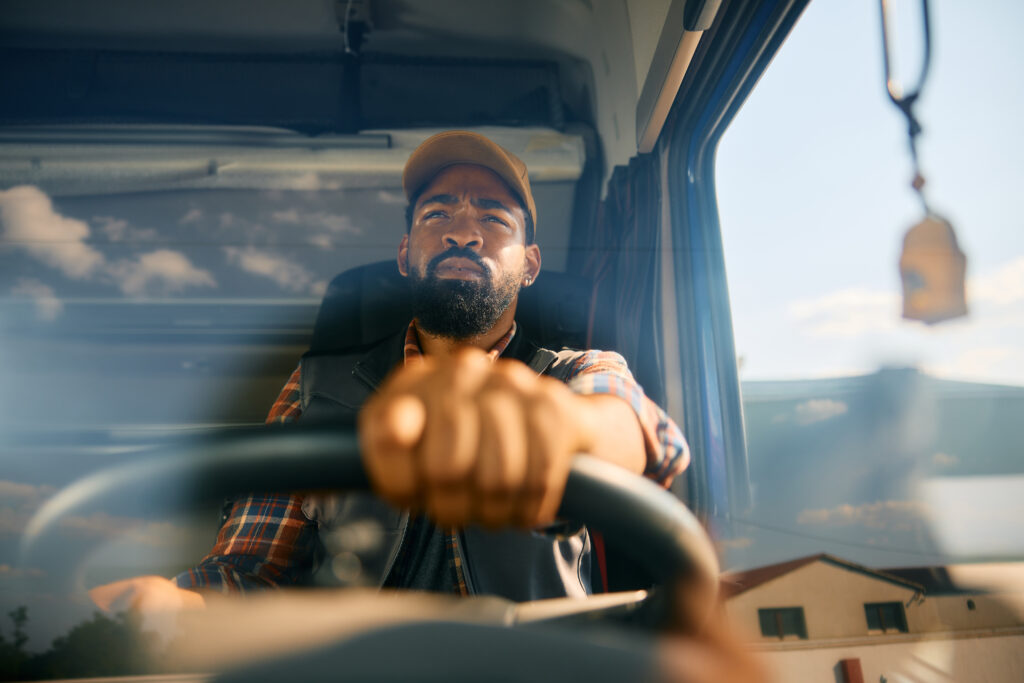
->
[864, 601, 909, 634]
[659, 0, 812, 521]
[757, 606, 809, 639]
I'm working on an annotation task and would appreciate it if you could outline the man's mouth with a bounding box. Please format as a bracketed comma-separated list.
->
[434, 256, 485, 279]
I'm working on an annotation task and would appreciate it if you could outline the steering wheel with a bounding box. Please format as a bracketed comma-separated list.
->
[21, 422, 719, 625]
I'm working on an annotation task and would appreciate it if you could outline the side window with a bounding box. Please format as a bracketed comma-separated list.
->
[758, 607, 808, 640]
[715, 0, 1023, 574]
[864, 602, 909, 634]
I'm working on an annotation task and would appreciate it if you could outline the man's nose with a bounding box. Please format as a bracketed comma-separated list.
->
[442, 213, 482, 249]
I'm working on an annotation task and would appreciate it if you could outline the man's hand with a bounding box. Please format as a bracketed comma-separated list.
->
[358, 347, 645, 528]
[90, 576, 206, 614]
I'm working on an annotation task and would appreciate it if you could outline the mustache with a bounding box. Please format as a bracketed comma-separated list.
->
[425, 247, 490, 279]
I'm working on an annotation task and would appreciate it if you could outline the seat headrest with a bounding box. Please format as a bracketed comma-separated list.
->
[309, 261, 592, 354]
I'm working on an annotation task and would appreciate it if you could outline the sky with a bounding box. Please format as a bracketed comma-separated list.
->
[717, 0, 1024, 386]
[1, 0, 1022, 646]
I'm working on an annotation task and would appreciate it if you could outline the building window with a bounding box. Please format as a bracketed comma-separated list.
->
[864, 602, 908, 633]
[966, 599, 976, 611]
[758, 607, 808, 639]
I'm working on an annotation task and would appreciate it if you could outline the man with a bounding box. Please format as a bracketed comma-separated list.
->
[91, 130, 688, 611]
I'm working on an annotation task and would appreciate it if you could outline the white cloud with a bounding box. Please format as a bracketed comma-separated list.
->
[271, 209, 361, 236]
[786, 258, 1024, 342]
[376, 189, 407, 205]
[11, 278, 63, 321]
[0, 480, 57, 535]
[92, 215, 157, 243]
[0, 185, 104, 279]
[108, 249, 216, 296]
[970, 256, 1024, 307]
[274, 172, 344, 192]
[271, 209, 300, 224]
[309, 234, 334, 249]
[224, 246, 316, 294]
[797, 500, 933, 531]
[718, 537, 753, 550]
[0, 480, 55, 502]
[0, 564, 45, 579]
[0, 479, 190, 548]
[310, 280, 328, 297]
[924, 345, 1023, 383]
[0, 185, 216, 297]
[793, 398, 848, 425]
[787, 288, 900, 338]
[57, 512, 192, 548]
[179, 208, 203, 225]
[919, 476, 1024, 557]
[94, 216, 128, 240]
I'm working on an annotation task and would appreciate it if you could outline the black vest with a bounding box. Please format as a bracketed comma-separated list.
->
[297, 327, 593, 601]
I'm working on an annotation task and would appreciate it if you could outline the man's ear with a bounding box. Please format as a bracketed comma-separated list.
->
[397, 235, 410, 277]
[523, 244, 541, 286]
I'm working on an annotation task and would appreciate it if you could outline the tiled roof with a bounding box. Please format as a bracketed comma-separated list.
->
[721, 553, 926, 598]
[880, 566, 973, 595]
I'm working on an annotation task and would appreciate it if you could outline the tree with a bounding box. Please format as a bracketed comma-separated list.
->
[0, 606, 29, 682]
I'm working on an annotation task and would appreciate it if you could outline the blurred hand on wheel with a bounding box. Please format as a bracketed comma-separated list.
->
[657, 577, 773, 683]
[358, 347, 645, 529]
[90, 575, 205, 614]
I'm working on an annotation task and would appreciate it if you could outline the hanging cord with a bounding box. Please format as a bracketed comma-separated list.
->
[343, 0, 357, 55]
[879, 0, 933, 214]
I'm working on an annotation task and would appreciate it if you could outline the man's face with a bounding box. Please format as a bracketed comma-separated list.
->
[398, 164, 541, 339]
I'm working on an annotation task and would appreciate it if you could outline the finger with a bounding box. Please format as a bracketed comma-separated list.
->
[519, 393, 573, 526]
[420, 393, 476, 526]
[359, 393, 426, 506]
[89, 579, 132, 612]
[419, 349, 490, 487]
[474, 391, 527, 527]
[420, 393, 478, 485]
[427, 486, 472, 527]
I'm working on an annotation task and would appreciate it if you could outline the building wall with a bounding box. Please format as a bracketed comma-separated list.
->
[930, 592, 1024, 631]
[726, 560, 929, 640]
[757, 632, 1024, 683]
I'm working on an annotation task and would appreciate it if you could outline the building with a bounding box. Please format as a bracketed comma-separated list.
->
[723, 554, 1024, 682]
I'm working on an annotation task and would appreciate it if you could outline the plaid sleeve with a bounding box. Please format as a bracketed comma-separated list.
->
[266, 364, 303, 424]
[564, 351, 689, 487]
[174, 364, 317, 593]
[173, 494, 318, 593]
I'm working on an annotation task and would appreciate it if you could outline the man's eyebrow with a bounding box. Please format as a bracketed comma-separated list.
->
[471, 197, 513, 213]
[418, 193, 459, 207]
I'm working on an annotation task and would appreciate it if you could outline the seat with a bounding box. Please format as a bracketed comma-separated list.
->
[308, 260, 593, 354]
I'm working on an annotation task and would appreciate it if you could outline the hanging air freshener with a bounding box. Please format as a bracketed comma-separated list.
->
[899, 214, 966, 323]
[881, 0, 967, 324]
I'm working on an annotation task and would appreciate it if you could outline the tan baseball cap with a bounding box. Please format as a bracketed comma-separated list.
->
[402, 130, 537, 231]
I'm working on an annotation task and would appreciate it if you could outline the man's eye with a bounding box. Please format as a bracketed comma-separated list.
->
[423, 210, 447, 220]
[484, 215, 509, 227]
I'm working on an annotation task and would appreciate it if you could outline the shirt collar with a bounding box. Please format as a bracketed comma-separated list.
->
[403, 321, 517, 365]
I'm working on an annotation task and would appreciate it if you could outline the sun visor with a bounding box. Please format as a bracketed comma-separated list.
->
[0, 126, 586, 198]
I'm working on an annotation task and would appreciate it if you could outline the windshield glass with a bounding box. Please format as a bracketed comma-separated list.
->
[716, 0, 1023, 642]
[0, 123, 586, 665]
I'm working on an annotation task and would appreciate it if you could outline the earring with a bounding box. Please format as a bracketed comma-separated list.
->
[524, 277, 532, 286]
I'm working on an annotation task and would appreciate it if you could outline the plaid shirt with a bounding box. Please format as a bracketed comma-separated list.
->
[175, 322, 688, 593]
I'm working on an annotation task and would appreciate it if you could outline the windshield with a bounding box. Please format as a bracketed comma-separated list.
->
[715, 0, 1023, 677]
[2, 0, 1021, 681]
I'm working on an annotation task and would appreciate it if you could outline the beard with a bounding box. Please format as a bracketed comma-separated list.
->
[408, 247, 521, 340]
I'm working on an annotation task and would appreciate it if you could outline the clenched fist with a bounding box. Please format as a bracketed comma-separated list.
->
[358, 347, 645, 528]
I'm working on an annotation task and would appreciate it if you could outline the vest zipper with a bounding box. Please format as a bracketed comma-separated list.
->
[350, 359, 413, 588]
[378, 511, 410, 587]
[453, 530, 476, 595]
[352, 362, 381, 391]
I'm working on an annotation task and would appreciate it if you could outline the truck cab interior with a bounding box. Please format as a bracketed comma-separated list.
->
[2, 1, 1021, 681]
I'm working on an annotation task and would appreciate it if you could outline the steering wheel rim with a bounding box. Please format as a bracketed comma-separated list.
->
[21, 423, 718, 600]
